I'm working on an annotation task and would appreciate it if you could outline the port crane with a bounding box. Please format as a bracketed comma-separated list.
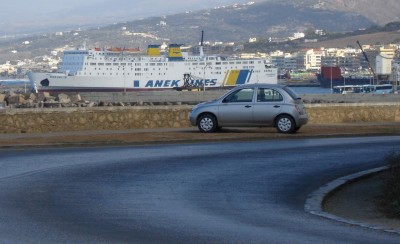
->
[356, 40, 376, 84]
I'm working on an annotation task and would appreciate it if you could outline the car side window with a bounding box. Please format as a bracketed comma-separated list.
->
[257, 88, 283, 102]
[223, 88, 254, 103]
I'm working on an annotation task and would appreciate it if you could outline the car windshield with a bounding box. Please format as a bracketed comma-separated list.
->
[282, 86, 300, 100]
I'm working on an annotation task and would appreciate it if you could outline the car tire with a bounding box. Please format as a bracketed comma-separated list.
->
[198, 114, 218, 133]
[275, 115, 295, 134]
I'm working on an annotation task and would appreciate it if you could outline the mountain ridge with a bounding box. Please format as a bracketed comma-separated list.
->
[2, 0, 399, 36]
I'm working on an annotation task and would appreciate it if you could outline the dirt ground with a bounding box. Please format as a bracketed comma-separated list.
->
[324, 172, 400, 232]
[1, 122, 400, 147]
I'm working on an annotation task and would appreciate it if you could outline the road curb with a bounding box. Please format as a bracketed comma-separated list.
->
[304, 166, 400, 234]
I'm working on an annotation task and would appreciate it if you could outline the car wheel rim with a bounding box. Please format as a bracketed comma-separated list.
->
[278, 118, 291, 131]
[200, 118, 213, 131]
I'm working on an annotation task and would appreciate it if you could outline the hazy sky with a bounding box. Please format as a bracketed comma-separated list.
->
[0, 0, 251, 34]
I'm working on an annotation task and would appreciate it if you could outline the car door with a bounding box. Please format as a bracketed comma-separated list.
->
[218, 87, 255, 126]
[253, 87, 283, 125]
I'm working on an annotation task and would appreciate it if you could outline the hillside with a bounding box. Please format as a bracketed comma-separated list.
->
[0, 0, 399, 63]
[274, 0, 400, 25]
[242, 21, 400, 53]
[319, 0, 400, 25]
[115, 1, 374, 43]
[300, 31, 400, 49]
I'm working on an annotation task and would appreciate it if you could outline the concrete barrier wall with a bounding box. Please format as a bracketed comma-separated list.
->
[307, 103, 400, 124]
[0, 103, 400, 133]
[0, 106, 192, 134]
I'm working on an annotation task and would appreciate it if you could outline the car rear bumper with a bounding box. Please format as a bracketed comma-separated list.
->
[297, 115, 308, 126]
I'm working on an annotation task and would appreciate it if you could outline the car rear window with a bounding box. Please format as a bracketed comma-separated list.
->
[282, 86, 300, 100]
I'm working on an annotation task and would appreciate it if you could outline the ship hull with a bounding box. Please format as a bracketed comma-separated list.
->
[28, 44, 278, 93]
[317, 75, 373, 88]
[28, 68, 277, 92]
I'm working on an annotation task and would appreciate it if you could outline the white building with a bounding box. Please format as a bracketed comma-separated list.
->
[305, 49, 324, 70]
[376, 53, 393, 75]
[249, 37, 257, 43]
[292, 32, 305, 40]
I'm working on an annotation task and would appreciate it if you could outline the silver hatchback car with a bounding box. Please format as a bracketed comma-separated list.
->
[189, 84, 308, 133]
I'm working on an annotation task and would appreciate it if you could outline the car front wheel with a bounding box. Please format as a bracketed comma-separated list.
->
[198, 114, 217, 133]
[276, 115, 295, 134]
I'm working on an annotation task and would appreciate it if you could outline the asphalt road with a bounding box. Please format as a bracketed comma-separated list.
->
[1, 136, 400, 243]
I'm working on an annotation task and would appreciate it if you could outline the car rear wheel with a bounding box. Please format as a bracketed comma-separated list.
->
[198, 114, 217, 133]
[276, 115, 295, 134]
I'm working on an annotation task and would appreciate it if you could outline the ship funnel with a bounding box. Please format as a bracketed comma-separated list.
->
[199, 30, 204, 57]
[147, 45, 161, 56]
[168, 44, 183, 61]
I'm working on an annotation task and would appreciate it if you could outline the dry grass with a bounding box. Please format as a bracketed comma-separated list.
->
[1, 123, 400, 147]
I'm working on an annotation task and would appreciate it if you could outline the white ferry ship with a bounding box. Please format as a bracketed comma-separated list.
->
[28, 43, 277, 92]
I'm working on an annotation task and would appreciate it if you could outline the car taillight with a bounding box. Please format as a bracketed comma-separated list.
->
[295, 104, 306, 115]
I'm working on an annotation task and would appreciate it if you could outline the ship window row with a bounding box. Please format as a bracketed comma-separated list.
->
[64, 56, 85, 61]
[78, 72, 178, 76]
[87, 67, 165, 72]
[63, 62, 83, 66]
[50, 76, 67, 79]
[186, 66, 256, 71]
[179, 61, 259, 66]
[81, 72, 144, 76]
[85, 62, 144, 66]
[86, 66, 257, 72]
[81, 61, 261, 69]
[147, 63, 167, 66]
[65, 51, 89, 55]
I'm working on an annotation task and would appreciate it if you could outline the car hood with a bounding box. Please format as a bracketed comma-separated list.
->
[192, 99, 219, 109]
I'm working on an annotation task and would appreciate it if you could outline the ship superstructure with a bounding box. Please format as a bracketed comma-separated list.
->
[28, 44, 277, 92]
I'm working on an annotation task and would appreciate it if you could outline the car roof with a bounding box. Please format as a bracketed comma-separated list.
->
[235, 83, 286, 89]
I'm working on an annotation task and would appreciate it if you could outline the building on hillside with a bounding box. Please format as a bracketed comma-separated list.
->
[391, 60, 400, 86]
[284, 55, 298, 70]
[304, 49, 323, 70]
[249, 37, 257, 43]
[375, 45, 396, 78]
[338, 53, 361, 71]
[239, 52, 267, 59]
[271, 55, 285, 70]
[290, 32, 305, 40]
[315, 29, 326, 36]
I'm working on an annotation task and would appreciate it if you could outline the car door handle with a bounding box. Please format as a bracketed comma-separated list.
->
[245, 105, 252, 108]
[273, 105, 280, 108]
